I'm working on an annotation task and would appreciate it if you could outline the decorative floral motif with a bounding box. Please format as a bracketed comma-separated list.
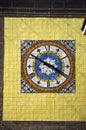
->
[39, 57, 57, 75]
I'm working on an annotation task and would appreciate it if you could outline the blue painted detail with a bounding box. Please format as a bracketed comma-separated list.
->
[35, 53, 62, 80]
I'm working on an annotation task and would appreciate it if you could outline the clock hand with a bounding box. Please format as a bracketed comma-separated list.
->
[31, 54, 68, 78]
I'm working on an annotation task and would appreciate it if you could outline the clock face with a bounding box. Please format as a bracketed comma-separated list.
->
[21, 41, 75, 93]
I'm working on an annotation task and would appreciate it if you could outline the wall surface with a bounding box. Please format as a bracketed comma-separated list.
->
[3, 18, 86, 121]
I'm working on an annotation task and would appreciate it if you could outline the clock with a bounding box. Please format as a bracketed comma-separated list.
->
[21, 41, 75, 93]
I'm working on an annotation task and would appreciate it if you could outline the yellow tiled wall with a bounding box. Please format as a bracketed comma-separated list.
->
[3, 18, 86, 121]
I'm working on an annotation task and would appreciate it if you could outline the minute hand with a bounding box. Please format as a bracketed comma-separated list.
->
[31, 54, 68, 78]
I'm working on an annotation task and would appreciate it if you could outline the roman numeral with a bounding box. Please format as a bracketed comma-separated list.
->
[29, 73, 35, 79]
[47, 82, 50, 87]
[45, 45, 50, 51]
